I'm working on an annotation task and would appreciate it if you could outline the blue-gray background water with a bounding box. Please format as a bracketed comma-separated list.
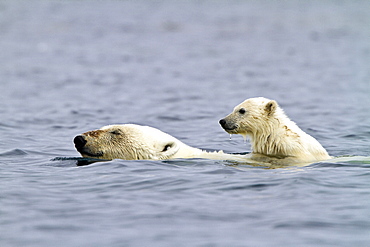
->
[1, 1, 370, 246]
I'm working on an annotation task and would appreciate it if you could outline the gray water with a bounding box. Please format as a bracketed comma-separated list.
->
[1, 1, 370, 246]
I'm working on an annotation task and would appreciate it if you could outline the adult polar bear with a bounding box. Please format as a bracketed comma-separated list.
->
[74, 124, 245, 161]
[219, 97, 331, 164]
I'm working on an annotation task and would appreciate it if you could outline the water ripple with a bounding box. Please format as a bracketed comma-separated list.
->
[0, 149, 28, 156]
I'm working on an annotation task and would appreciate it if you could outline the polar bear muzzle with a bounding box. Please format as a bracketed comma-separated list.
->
[219, 118, 238, 133]
[73, 135, 104, 158]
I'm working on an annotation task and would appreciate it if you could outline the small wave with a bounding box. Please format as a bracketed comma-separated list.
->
[220, 182, 280, 191]
[311, 156, 370, 168]
[0, 122, 17, 129]
[274, 220, 335, 229]
[0, 149, 28, 156]
[156, 115, 184, 121]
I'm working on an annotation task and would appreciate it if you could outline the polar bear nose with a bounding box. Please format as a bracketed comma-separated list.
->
[219, 119, 227, 128]
[74, 135, 87, 149]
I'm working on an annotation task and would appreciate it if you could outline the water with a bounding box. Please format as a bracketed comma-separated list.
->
[1, 1, 370, 246]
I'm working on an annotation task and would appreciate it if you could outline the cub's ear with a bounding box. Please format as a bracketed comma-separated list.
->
[264, 100, 277, 116]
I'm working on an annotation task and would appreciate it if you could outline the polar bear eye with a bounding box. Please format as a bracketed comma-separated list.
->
[162, 143, 173, 152]
[110, 130, 121, 135]
[238, 108, 246, 114]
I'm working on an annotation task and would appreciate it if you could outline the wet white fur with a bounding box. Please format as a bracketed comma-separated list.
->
[77, 124, 246, 161]
[221, 97, 331, 164]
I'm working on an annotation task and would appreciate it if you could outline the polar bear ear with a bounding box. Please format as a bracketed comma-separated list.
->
[264, 100, 277, 116]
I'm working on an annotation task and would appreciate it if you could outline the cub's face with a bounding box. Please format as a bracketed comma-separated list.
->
[219, 97, 277, 137]
[74, 124, 181, 160]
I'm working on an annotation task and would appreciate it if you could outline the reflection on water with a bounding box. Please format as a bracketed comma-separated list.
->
[52, 157, 110, 166]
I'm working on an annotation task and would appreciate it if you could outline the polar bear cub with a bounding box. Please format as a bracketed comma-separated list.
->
[219, 97, 330, 164]
[74, 124, 244, 161]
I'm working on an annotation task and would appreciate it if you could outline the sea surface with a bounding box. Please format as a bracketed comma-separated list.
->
[1, 1, 370, 246]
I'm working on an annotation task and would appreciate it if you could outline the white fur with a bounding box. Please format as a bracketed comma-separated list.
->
[220, 97, 331, 164]
[75, 124, 246, 161]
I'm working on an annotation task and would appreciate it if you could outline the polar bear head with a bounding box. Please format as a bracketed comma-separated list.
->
[73, 124, 201, 160]
[219, 97, 283, 138]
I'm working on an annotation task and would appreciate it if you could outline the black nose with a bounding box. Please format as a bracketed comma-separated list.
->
[74, 135, 87, 149]
[219, 119, 226, 127]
